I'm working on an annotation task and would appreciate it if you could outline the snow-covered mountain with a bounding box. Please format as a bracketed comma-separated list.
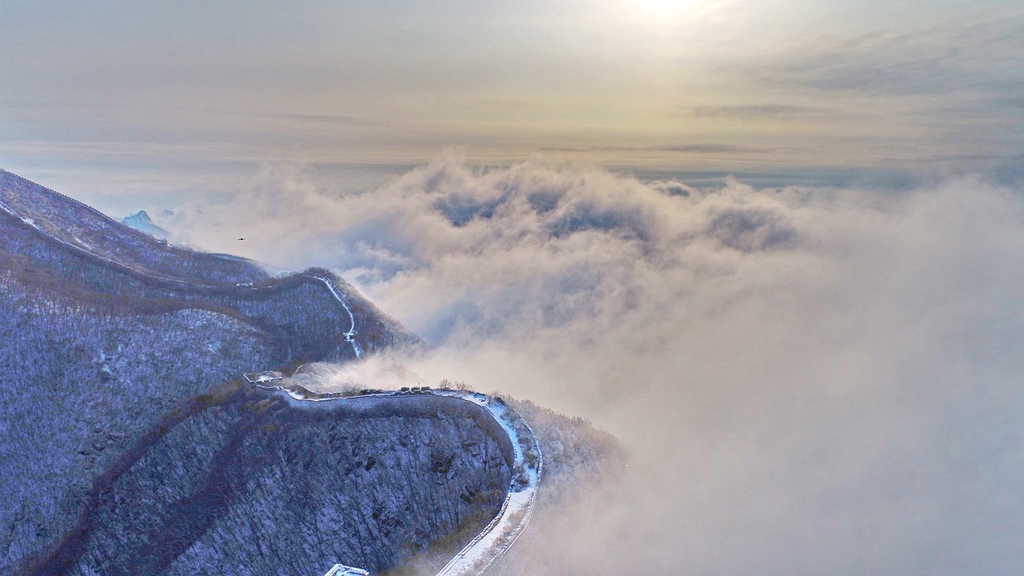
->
[120, 209, 168, 240]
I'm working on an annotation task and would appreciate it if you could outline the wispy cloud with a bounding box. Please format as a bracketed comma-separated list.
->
[690, 104, 829, 119]
[469, 98, 547, 109]
[542, 143, 773, 154]
[265, 113, 383, 127]
[740, 14, 1024, 98]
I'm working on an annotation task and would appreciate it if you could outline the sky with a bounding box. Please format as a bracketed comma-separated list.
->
[1, 0, 1023, 206]
[4, 2, 1024, 574]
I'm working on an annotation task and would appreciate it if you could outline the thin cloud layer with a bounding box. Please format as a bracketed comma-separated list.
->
[760, 15, 1024, 97]
[3, 2, 1022, 178]
[690, 104, 829, 119]
[164, 158, 1024, 574]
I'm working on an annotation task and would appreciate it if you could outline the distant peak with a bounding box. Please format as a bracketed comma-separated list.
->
[128, 210, 152, 222]
[121, 210, 167, 240]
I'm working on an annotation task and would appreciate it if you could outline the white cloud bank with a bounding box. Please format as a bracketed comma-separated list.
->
[165, 156, 1024, 574]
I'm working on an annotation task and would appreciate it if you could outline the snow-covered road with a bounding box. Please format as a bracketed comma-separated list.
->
[246, 377, 543, 576]
[247, 268, 542, 576]
[432, 390, 541, 576]
[307, 274, 364, 359]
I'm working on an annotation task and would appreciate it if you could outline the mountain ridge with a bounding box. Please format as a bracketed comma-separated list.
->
[0, 169, 264, 285]
[0, 169, 419, 363]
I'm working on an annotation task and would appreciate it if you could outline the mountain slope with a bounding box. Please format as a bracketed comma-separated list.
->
[15, 385, 511, 576]
[1, 171, 493, 575]
[0, 170, 418, 362]
[0, 170, 263, 284]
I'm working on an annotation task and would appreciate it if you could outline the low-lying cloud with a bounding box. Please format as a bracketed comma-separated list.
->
[164, 156, 1024, 575]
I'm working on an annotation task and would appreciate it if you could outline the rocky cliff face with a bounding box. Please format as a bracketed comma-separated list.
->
[0, 171, 509, 575]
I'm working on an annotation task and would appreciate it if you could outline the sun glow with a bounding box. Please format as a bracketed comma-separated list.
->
[626, 0, 692, 20]
[616, 0, 713, 25]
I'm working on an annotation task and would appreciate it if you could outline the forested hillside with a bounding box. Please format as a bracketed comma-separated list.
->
[0, 170, 618, 576]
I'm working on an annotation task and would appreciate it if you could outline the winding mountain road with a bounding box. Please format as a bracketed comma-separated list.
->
[432, 391, 542, 576]
[300, 272, 543, 575]
[247, 377, 543, 576]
